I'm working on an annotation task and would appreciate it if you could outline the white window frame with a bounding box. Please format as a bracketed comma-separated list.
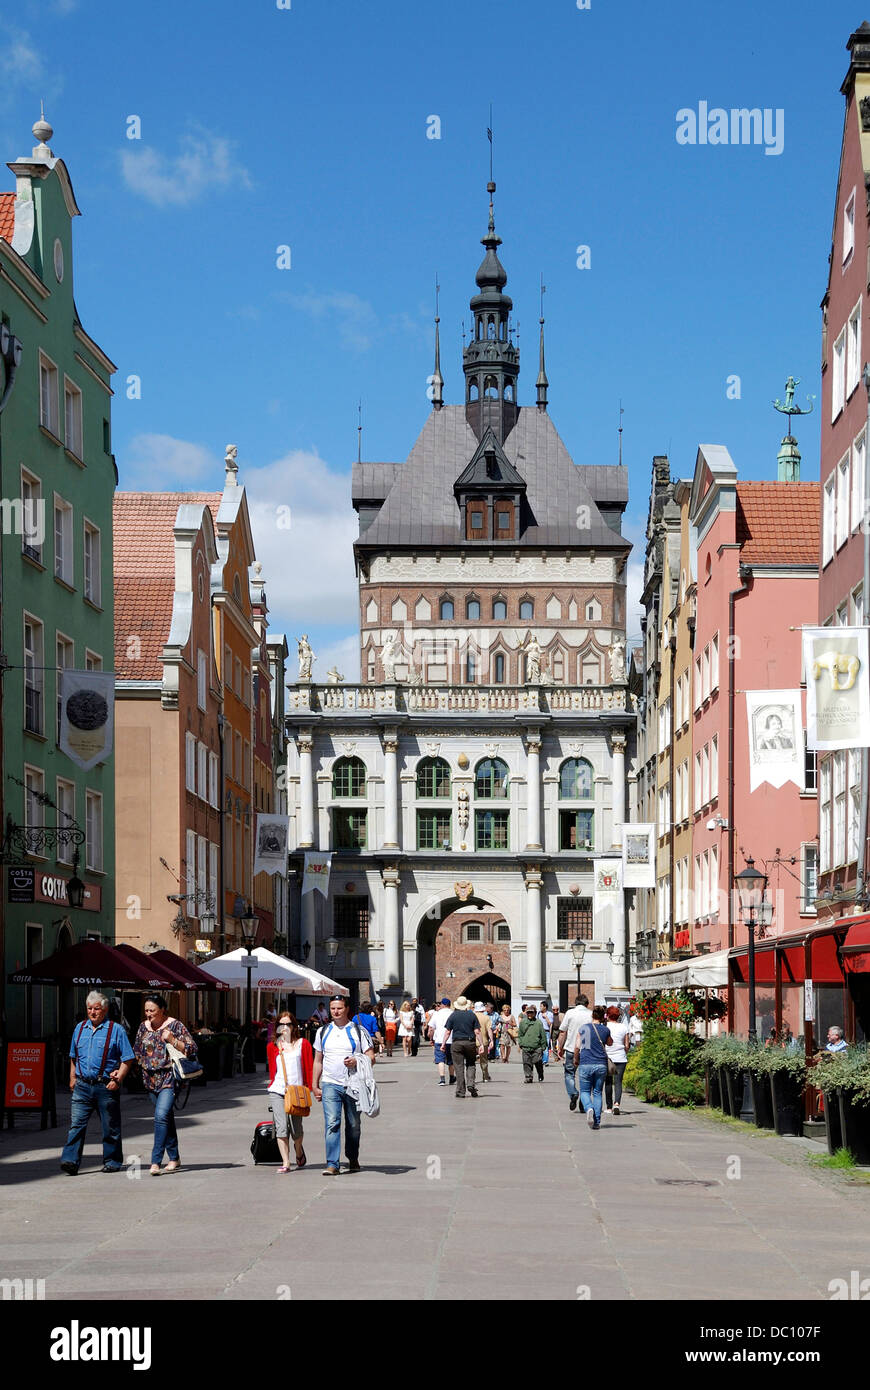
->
[847, 299, 863, 399]
[819, 757, 831, 875]
[53, 494, 73, 586]
[694, 750, 702, 812]
[209, 843, 219, 920]
[837, 454, 850, 550]
[83, 519, 101, 607]
[197, 742, 208, 801]
[185, 732, 196, 792]
[833, 749, 847, 866]
[832, 326, 846, 422]
[38, 352, 59, 436]
[196, 835, 207, 920]
[24, 764, 45, 835]
[23, 613, 44, 736]
[84, 649, 102, 672]
[711, 634, 719, 692]
[848, 750, 862, 863]
[711, 735, 719, 801]
[852, 431, 866, 534]
[63, 376, 83, 458]
[209, 751, 219, 809]
[844, 187, 856, 264]
[801, 843, 818, 914]
[56, 631, 74, 743]
[823, 474, 836, 566]
[21, 469, 42, 564]
[694, 656, 703, 711]
[85, 790, 103, 872]
[197, 649, 207, 711]
[852, 583, 864, 626]
[701, 743, 710, 807]
[186, 829, 197, 908]
[56, 777, 75, 863]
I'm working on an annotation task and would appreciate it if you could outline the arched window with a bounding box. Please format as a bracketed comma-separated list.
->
[466, 598, 481, 620]
[504, 380, 514, 401]
[439, 597, 454, 620]
[519, 600, 534, 620]
[476, 320, 483, 341]
[493, 652, 506, 684]
[332, 756, 366, 798]
[493, 599, 507, 620]
[416, 757, 451, 799]
[469, 381, 479, 402]
[466, 648, 477, 683]
[560, 758, 594, 799]
[483, 376, 498, 399]
[495, 921, 511, 942]
[475, 757, 509, 799]
[487, 318, 496, 340]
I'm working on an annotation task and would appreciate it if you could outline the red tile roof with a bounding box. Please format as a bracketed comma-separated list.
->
[113, 493, 220, 679]
[735, 481, 820, 566]
[0, 193, 14, 242]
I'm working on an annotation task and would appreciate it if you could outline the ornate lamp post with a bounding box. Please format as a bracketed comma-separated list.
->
[236, 899, 259, 1073]
[324, 935, 340, 973]
[734, 856, 773, 1122]
[570, 938, 587, 996]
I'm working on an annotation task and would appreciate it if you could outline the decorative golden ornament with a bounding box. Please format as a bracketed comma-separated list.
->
[457, 753, 470, 769]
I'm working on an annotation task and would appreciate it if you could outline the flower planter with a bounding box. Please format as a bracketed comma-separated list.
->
[837, 1090, 870, 1165]
[769, 1071, 804, 1137]
[749, 1071, 775, 1128]
[723, 1066, 749, 1119]
[718, 1066, 735, 1115]
[706, 1066, 721, 1110]
[823, 1088, 843, 1153]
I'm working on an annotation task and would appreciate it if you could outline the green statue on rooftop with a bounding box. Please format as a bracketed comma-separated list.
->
[773, 375, 814, 419]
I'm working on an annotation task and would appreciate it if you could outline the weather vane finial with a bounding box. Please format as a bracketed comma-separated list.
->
[773, 375, 814, 422]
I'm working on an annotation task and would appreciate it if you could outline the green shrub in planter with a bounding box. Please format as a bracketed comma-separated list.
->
[645, 1072, 705, 1107]
[813, 1044, 870, 1105]
[623, 1046, 643, 1093]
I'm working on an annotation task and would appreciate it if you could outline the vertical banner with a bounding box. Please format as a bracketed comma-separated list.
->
[622, 824, 655, 888]
[803, 627, 870, 750]
[59, 670, 114, 770]
[302, 851, 332, 897]
[745, 690, 803, 791]
[253, 816, 289, 876]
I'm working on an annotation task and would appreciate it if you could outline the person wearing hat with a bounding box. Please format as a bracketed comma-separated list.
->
[472, 1002, 493, 1082]
[428, 996, 456, 1086]
[517, 1005, 547, 1083]
[444, 997, 483, 1098]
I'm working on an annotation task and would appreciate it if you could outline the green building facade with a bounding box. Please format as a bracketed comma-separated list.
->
[0, 117, 116, 1040]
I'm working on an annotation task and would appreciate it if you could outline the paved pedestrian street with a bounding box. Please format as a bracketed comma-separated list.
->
[2, 1055, 869, 1308]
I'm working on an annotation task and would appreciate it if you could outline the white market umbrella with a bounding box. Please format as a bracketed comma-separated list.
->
[198, 946, 349, 997]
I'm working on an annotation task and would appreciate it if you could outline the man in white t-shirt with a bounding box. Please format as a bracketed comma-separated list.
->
[556, 994, 593, 1111]
[312, 997, 374, 1175]
[427, 996, 456, 1087]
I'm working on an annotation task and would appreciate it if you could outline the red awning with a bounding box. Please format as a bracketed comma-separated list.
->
[8, 940, 176, 990]
[729, 913, 870, 983]
[148, 948, 229, 991]
[115, 943, 199, 990]
[836, 914, 870, 975]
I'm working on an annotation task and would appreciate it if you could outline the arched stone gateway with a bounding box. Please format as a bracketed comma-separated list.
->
[412, 894, 513, 1006]
[463, 972, 511, 1007]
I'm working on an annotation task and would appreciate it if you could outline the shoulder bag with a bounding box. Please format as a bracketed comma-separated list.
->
[281, 1052, 312, 1117]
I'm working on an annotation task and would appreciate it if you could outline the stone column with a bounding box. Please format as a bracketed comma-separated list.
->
[610, 732, 626, 848]
[298, 731, 315, 848]
[523, 862, 544, 991]
[525, 730, 542, 851]
[382, 729, 399, 850]
[382, 864, 401, 987]
[610, 888, 629, 992]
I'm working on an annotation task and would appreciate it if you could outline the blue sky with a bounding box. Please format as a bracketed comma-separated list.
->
[0, 0, 862, 675]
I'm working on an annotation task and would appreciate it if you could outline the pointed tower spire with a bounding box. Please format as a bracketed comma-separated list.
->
[536, 276, 548, 411]
[463, 163, 519, 441]
[431, 276, 444, 409]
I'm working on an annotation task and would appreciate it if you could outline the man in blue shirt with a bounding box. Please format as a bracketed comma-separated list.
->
[353, 1000, 382, 1054]
[61, 991, 135, 1174]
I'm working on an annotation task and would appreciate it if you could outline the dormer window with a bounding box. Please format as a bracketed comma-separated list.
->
[495, 500, 515, 538]
[466, 503, 487, 540]
[485, 451, 498, 479]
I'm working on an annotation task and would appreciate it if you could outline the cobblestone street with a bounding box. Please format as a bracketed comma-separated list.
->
[2, 1054, 869, 1303]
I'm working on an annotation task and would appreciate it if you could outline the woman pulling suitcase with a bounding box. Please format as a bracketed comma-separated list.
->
[266, 1016, 313, 1172]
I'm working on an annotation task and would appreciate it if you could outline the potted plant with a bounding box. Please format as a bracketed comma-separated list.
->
[761, 1048, 806, 1136]
[815, 1047, 870, 1163]
[700, 1035, 753, 1117]
[745, 1047, 776, 1129]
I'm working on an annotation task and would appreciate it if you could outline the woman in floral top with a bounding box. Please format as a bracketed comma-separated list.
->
[134, 994, 198, 1175]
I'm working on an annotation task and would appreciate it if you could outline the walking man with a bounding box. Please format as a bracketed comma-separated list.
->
[518, 1005, 547, 1083]
[445, 997, 482, 1097]
[312, 996, 375, 1175]
[556, 993, 592, 1111]
[428, 996, 456, 1086]
[60, 992, 135, 1174]
[473, 1002, 492, 1082]
[573, 1006, 613, 1130]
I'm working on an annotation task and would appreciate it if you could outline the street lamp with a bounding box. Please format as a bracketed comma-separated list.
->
[236, 900, 259, 1073]
[734, 857, 772, 1045]
[570, 938, 587, 996]
[67, 848, 85, 911]
[324, 935, 340, 969]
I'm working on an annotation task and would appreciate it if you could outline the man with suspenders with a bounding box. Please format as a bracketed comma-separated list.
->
[60, 991, 135, 1174]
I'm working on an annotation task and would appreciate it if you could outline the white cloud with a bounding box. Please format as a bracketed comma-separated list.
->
[285, 290, 377, 353]
[0, 24, 58, 114]
[121, 126, 251, 207]
[121, 434, 217, 489]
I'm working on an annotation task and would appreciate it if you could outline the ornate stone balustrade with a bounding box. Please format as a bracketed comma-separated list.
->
[287, 684, 628, 715]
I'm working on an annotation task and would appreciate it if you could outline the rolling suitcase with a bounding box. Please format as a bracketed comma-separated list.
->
[251, 1119, 281, 1165]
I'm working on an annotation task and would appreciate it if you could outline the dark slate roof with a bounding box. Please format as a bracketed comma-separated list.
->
[455, 427, 527, 490]
[354, 406, 629, 551]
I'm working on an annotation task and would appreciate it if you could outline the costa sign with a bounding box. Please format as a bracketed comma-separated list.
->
[36, 873, 101, 912]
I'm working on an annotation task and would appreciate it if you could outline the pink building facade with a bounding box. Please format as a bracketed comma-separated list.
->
[689, 445, 820, 958]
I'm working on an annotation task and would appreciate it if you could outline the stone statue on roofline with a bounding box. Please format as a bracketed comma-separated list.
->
[381, 631, 399, 682]
[297, 634, 314, 681]
[524, 631, 541, 684]
[609, 636, 626, 683]
[326, 666, 344, 684]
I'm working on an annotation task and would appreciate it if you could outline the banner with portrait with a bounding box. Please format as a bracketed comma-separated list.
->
[803, 627, 870, 750]
[745, 690, 803, 791]
[621, 824, 655, 888]
[58, 670, 114, 771]
[253, 816, 289, 876]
